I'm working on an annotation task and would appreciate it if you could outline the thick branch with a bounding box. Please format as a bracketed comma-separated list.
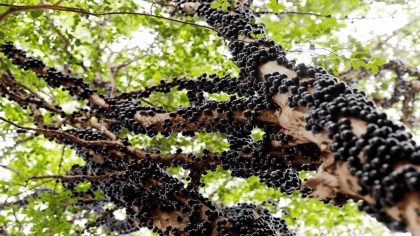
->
[174, 1, 420, 234]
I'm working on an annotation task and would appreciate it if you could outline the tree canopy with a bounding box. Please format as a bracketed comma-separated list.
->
[0, 0, 419, 235]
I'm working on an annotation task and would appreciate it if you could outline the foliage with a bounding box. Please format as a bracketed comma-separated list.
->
[0, 0, 418, 235]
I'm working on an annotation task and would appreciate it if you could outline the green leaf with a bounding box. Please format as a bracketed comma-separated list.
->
[75, 181, 91, 193]
[267, 0, 284, 13]
[93, 189, 105, 200]
[371, 65, 379, 74]
[30, 10, 43, 18]
[221, 1, 228, 11]
[210, 1, 221, 9]
[375, 58, 387, 66]
[358, 60, 368, 68]
[250, 33, 264, 39]
[351, 60, 359, 69]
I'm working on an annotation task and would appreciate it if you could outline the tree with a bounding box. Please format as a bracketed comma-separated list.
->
[0, 0, 418, 235]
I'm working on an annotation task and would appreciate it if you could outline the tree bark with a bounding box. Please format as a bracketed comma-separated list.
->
[173, 0, 419, 234]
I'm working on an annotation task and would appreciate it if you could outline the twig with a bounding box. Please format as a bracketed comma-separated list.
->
[54, 146, 66, 190]
[45, 15, 88, 71]
[0, 134, 36, 162]
[56, 146, 65, 175]
[0, 3, 215, 31]
[254, 10, 332, 19]
[0, 165, 21, 176]
[28, 174, 112, 181]
[0, 116, 123, 148]
[11, 207, 22, 231]
[125, 64, 154, 91]
[254, 10, 398, 21]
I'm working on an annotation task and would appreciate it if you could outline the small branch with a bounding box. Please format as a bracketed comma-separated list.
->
[45, 15, 88, 71]
[0, 187, 55, 210]
[0, 134, 36, 163]
[28, 174, 112, 181]
[10, 180, 54, 197]
[254, 9, 398, 21]
[1, 44, 109, 109]
[254, 10, 333, 19]
[54, 146, 66, 190]
[0, 3, 215, 31]
[1, 72, 117, 141]
[0, 116, 123, 149]
[338, 60, 420, 78]
[0, 165, 21, 176]
[11, 207, 23, 231]
[124, 64, 154, 92]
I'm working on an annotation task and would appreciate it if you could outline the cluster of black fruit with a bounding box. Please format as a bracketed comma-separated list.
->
[0, 40, 318, 189]
[384, 60, 415, 108]
[0, 40, 318, 199]
[168, 138, 319, 193]
[220, 203, 294, 236]
[218, 139, 318, 193]
[105, 92, 279, 139]
[194, 0, 266, 40]
[1, 39, 306, 234]
[63, 145, 296, 236]
[0, 42, 94, 100]
[96, 68, 325, 197]
[170, 0, 420, 231]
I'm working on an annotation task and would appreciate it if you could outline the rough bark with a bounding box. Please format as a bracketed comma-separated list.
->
[175, 0, 419, 234]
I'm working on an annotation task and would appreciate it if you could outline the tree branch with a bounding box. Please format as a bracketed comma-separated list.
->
[28, 174, 113, 181]
[0, 3, 215, 31]
[0, 116, 123, 149]
[176, 1, 420, 233]
[0, 165, 21, 176]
